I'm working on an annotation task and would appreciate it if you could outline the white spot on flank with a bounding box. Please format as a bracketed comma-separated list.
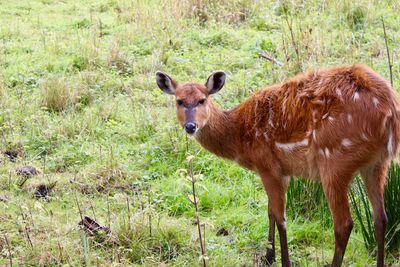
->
[322, 113, 329, 120]
[263, 132, 269, 142]
[324, 148, 331, 158]
[336, 88, 342, 97]
[328, 116, 335, 121]
[275, 139, 309, 151]
[353, 92, 360, 101]
[318, 148, 324, 156]
[282, 96, 288, 114]
[312, 99, 324, 105]
[372, 97, 380, 107]
[388, 130, 394, 155]
[312, 110, 317, 122]
[268, 96, 274, 128]
[312, 130, 317, 141]
[269, 119, 274, 127]
[341, 138, 352, 147]
[347, 114, 353, 123]
[361, 133, 369, 141]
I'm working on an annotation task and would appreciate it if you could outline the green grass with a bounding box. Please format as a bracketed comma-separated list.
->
[0, 0, 399, 265]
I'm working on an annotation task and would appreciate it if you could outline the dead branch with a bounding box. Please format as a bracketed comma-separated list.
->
[259, 51, 284, 66]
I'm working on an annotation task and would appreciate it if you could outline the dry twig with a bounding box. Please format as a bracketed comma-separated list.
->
[381, 17, 393, 87]
[187, 155, 207, 267]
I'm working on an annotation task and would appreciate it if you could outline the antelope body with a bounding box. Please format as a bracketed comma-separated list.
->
[156, 64, 400, 266]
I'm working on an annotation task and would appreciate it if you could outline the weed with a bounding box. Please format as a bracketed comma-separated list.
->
[40, 77, 71, 112]
[346, 6, 367, 30]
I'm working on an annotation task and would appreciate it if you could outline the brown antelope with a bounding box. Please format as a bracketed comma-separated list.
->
[156, 64, 400, 266]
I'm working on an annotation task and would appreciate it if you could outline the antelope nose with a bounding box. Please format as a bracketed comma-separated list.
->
[184, 122, 197, 134]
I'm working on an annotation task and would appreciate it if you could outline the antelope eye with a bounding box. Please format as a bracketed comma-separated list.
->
[198, 99, 206, 105]
[176, 99, 184, 106]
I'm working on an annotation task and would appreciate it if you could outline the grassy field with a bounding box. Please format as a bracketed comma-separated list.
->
[0, 0, 400, 266]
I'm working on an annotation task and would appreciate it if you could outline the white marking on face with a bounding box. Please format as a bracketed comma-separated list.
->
[347, 114, 353, 123]
[372, 97, 379, 107]
[275, 138, 309, 151]
[341, 138, 352, 147]
[192, 129, 200, 139]
[353, 92, 360, 101]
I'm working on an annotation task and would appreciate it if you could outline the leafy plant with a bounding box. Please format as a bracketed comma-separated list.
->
[385, 164, 400, 251]
[350, 177, 376, 252]
[351, 163, 400, 252]
[286, 178, 330, 222]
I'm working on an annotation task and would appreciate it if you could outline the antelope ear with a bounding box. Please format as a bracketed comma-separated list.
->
[156, 71, 177, 95]
[205, 71, 226, 94]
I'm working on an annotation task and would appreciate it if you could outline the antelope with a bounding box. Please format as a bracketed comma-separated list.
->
[156, 64, 400, 266]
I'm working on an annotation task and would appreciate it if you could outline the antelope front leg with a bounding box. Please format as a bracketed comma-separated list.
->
[260, 173, 291, 267]
[265, 206, 276, 265]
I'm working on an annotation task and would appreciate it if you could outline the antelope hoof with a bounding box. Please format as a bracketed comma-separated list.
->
[264, 248, 275, 266]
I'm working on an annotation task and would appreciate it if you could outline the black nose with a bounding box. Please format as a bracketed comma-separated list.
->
[184, 123, 197, 134]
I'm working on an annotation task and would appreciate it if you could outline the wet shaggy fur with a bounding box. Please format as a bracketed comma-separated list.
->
[157, 64, 400, 267]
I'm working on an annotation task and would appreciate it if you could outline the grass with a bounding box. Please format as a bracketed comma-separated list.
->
[0, 0, 399, 265]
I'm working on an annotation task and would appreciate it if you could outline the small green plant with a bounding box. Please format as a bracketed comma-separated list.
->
[286, 178, 329, 221]
[350, 177, 376, 252]
[346, 6, 366, 30]
[72, 55, 89, 71]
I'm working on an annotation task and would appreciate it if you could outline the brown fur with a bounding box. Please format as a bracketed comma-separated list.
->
[157, 64, 400, 266]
